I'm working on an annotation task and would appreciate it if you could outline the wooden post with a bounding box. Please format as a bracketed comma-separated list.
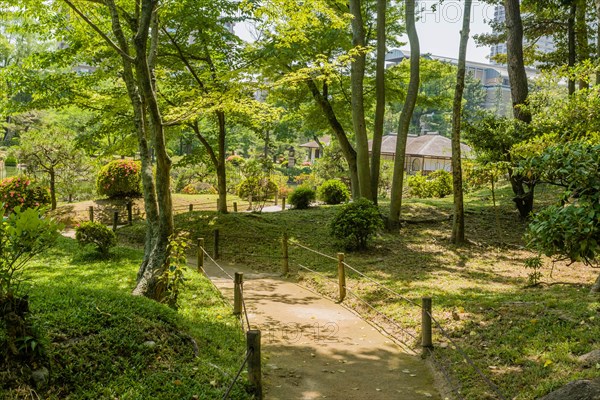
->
[422, 297, 433, 350]
[247, 330, 263, 399]
[189, 204, 193, 212]
[197, 238, 204, 272]
[248, 195, 253, 211]
[233, 201, 238, 212]
[88, 206, 94, 222]
[274, 191, 278, 206]
[281, 231, 289, 276]
[337, 253, 346, 302]
[213, 229, 220, 260]
[112, 211, 119, 232]
[281, 196, 286, 211]
[234, 272, 243, 315]
[126, 201, 133, 225]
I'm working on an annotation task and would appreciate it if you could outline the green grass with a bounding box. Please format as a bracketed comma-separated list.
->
[119, 182, 600, 399]
[1, 238, 250, 400]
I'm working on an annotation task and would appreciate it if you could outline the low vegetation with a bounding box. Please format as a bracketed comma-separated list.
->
[0, 238, 249, 399]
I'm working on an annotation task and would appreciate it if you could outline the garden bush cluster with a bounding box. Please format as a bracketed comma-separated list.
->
[0, 176, 51, 215]
[96, 160, 142, 199]
[329, 198, 382, 251]
[317, 179, 350, 205]
[237, 177, 278, 201]
[289, 186, 316, 209]
[75, 221, 117, 255]
[407, 170, 453, 198]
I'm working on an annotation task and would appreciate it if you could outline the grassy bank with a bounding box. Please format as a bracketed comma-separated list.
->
[119, 183, 600, 399]
[1, 238, 250, 400]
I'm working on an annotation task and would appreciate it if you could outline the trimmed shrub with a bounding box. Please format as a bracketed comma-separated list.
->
[407, 170, 453, 198]
[317, 179, 350, 205]
[0, 176, 51, 215]
[4, 155, 17, 167]
[75, 221, 117, 255]
[96, 159, 142, 199]
[237, 177, 278, 201]
[329, 198, 383, 251]
[289, 186, 316, 209]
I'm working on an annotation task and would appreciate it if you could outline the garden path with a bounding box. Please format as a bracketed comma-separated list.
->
[198, 258, 443, 400]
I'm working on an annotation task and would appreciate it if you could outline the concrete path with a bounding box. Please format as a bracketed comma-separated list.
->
[201, 259, 441, 400]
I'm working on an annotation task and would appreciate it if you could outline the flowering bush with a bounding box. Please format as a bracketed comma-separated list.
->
[0, 176, 50, 215]
[96, 159, 142, 199]
[226, 155, 245, 167]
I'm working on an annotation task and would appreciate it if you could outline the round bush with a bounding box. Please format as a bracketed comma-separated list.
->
[75, 221, 117, 255]
[0, 176, 51, 215]
[428, 170, 453, 198]
[4, 155, 17, 167]
[329, 198, 383, 251]
[96, 159, 142, 199]
[317, 179, 350, 205]
[237, 177, 278, 201]
[289, 186, 316, 209]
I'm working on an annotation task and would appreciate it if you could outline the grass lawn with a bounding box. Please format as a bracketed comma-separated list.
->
[1, 238, 251, 400]
[119, 182, 600, 399]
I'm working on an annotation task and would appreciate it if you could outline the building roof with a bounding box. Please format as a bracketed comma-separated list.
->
[300, 133, 471, 159]
[375, 133, 472, 159]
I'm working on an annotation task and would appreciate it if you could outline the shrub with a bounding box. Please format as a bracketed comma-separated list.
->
[289, 186, 316, 209]
[237, 177, 278, 201]
[75, 221, 117, 255]
[96, 159, 142, 199]
[4, 155, 17, 167]
[0, 176, 50, 215]
[226, 154, 245, 167]
[329, 198, 383, 251]
[318, 179, 350, 205]
[407, 170, 453, 198]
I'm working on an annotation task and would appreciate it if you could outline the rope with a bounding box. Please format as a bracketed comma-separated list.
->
[297, 263, 337, 284]
[342, 262, 420, 308]
[289, 241, 338, 261]
[428, 311, 507, 400]
[202, 248, 233, 280]
[240, 283, 252, 332]
[222, 349, 253, 400]
[426, 347, 465, 399]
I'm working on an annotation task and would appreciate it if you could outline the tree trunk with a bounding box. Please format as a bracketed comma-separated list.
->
[595, 0, 600, 85]
[450, 0, 472, 245]
[49, 169, 57, 210]
[568, 2, 576, 95]
[349, 0, 372, 200]
[216, 111, 228, 213]
[591, 273, 600, 293]
[576, 0, 589, 90]
[370, 0, 386, 204]
[305, 78, 359, 198]
[388, 0, 420, 228]
[504, 0, 531, 123]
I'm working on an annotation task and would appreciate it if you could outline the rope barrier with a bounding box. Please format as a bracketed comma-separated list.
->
[289, 241, 338, 261]
[202, 248, 233, 280]
[240, 284, 251, 332]
[297, 263, 338, 284]
[222, 349, 253, 400]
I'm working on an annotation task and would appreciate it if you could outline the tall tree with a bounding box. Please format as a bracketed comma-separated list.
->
[450, 0, 472, 244]
[63, 0, 173, 301]
[370, 0, 386, 203]
[388, 0, 419, 228]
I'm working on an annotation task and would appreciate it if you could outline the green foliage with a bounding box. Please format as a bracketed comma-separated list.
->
[75, 222, 117, 256]
[407, 170, 453, 198]
[237, 177, 278, 200]
[0, 205, 60, 297]
[317, 179, 350, 205]
[96, 159, 142, 199]
[0, 176, 50, 215]
[329, 199, 383, 251]
[4, 155, 16, 167]
[162, 232, 190, 309]
[524, 256, 543, 286]
[522, 142, 600, 265]
[289, 186, 316, 209]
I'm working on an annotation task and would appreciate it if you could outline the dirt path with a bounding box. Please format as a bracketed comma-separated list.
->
[200, 259, 441, 400]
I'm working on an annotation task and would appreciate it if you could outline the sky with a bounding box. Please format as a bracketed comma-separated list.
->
[413, 0, 494, 63]
[235, 0, 496, 64]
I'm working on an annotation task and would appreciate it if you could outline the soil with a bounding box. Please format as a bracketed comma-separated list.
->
[200, 259, 443, 400]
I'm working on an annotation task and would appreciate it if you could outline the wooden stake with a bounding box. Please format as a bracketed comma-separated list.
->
[337, 253, 346, 302]
[247, 330, 263, 399]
